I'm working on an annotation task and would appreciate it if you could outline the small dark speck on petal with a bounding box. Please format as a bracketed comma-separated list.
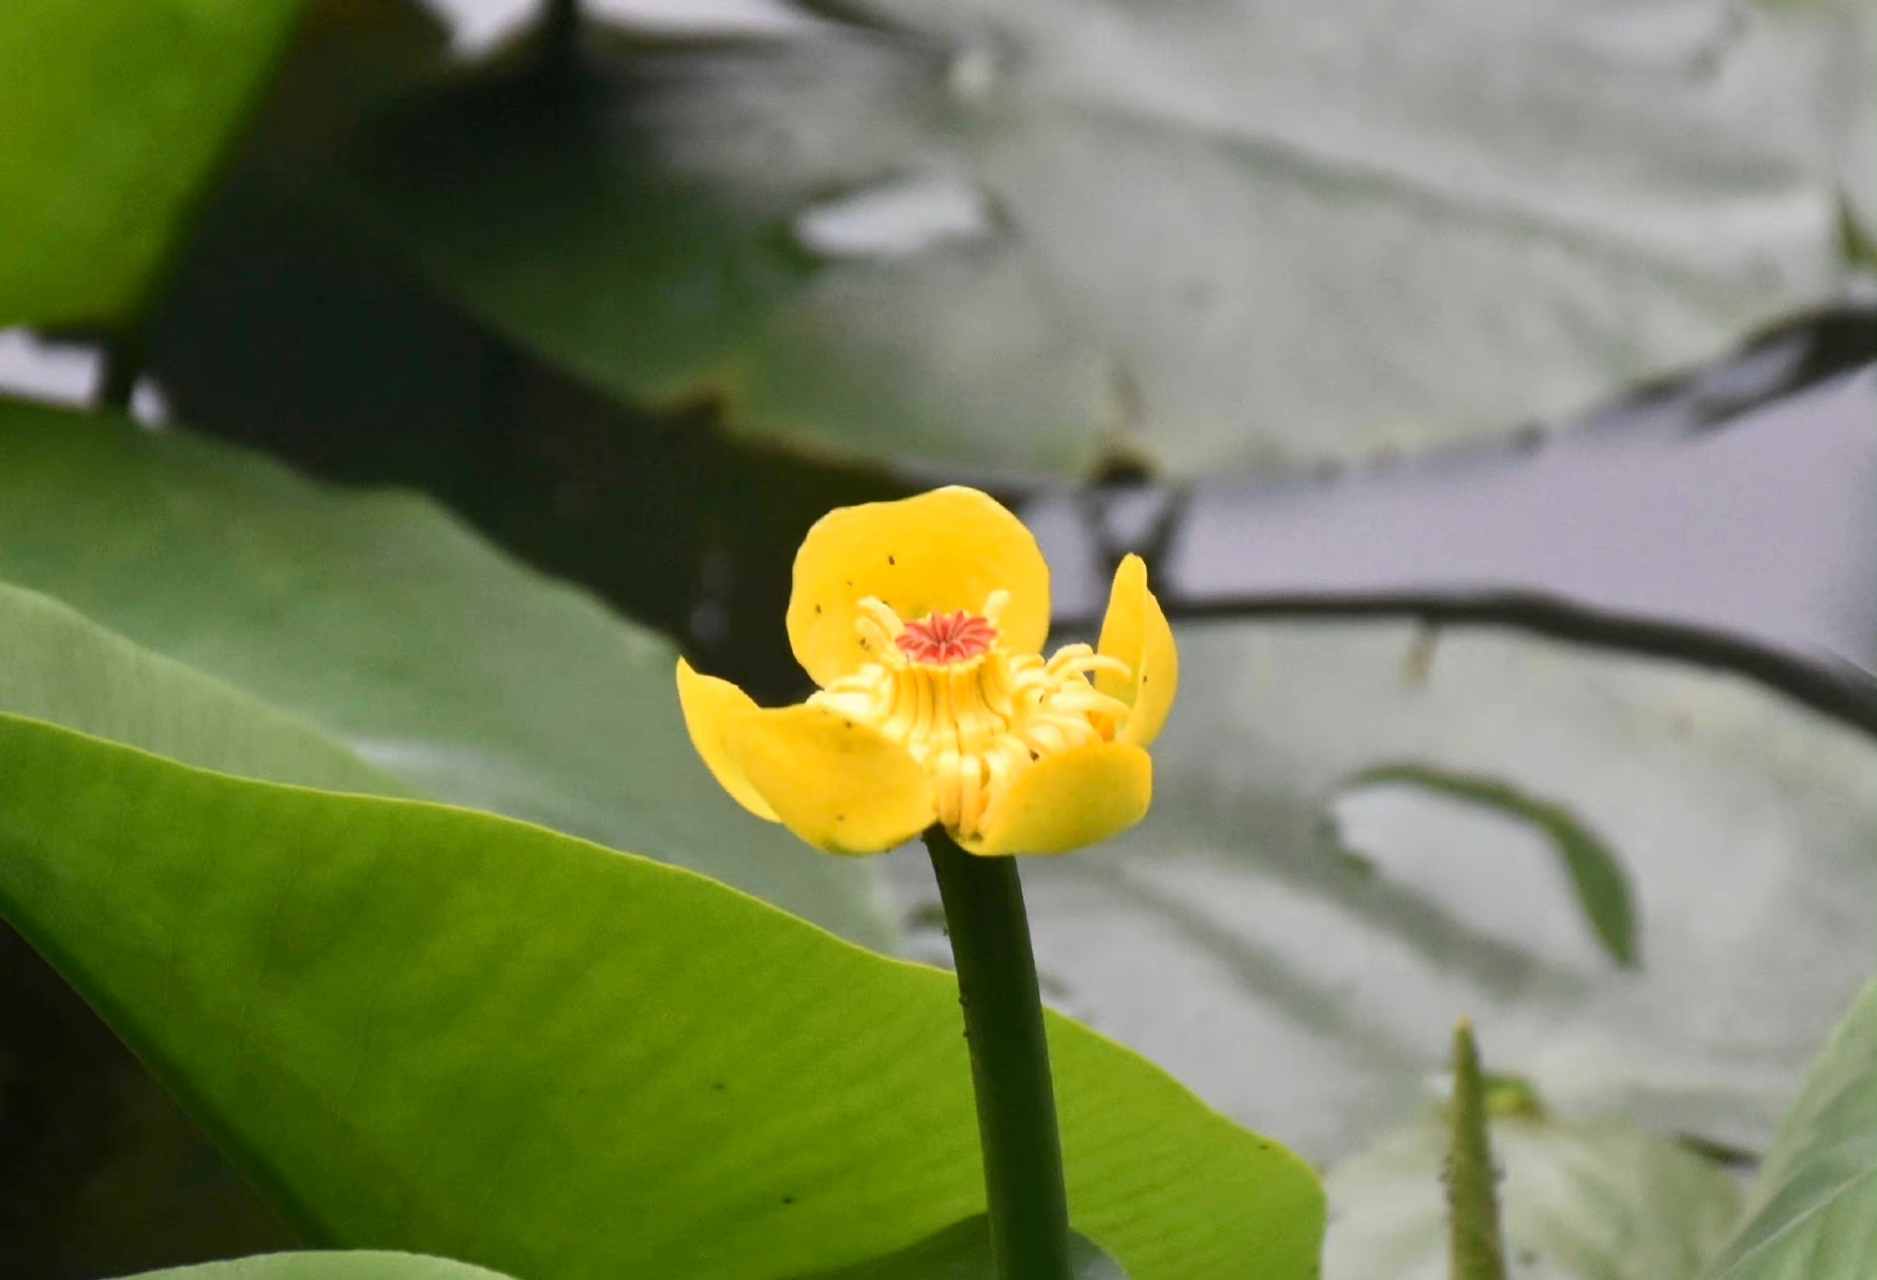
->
[843, 719, 854, 728]
[1029, 750, 1040, 761]
[835, 813, 846, 822]
[814, 603, 822, 614]
[888, 555, 896, 565]
[844, 579, 853, 587]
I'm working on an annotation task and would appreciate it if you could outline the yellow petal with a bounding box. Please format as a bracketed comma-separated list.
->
[968, 742, 1153, 856]
[786, 486, 1051, 687]
[676, 659, 779, 822]
[1095, 554, 1179, 747]
[723, 703, 936, 855]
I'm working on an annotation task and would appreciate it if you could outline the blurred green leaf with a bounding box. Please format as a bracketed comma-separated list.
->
[1784, 0, 1877, 247]
[1325, 1109, 1740, 1279]
[1703, 975, 1877, 1280]
[131, 1253, 517, 1280]
[887, 620, 1877, 1167]
[1350, 765, 1636, 968]
[0, 397, 890, 947]
[349, 1, 1858, 478]
[0, 714, 1324, 1280]
[0, 0, 310, 326]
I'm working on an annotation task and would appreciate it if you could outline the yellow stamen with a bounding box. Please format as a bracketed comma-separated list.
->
[810, 595, 1133, 840]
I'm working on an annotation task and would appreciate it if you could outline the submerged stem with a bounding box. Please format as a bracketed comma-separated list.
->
[542, 0, 580, 68]
[98, 334, 142, 413]
[925, 827, 1074, 1280]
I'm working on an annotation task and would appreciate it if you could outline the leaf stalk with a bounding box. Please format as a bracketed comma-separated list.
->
[1448, 1018, 1509, 1280]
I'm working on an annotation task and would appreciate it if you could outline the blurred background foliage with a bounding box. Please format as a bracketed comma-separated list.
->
[1, 0, 1874, 1277]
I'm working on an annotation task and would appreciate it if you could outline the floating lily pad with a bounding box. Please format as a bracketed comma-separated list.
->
[348, 0, 1858, 476]
[891, 619, 1877, 1164]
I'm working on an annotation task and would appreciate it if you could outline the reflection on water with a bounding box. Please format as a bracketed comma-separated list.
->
[1026, 319, 1876, 670]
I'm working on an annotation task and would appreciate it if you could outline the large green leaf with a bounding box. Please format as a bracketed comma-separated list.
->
[0, 714, 1322, 1280]
[348, 0, 1858, 477]
[0, 582, 397, 1276]
[0, 397, 889, 947]
[1324, 1109, 1741, 1280]
[131, 1253, 516, 1280]
[1703, 976, 1877, 1280]
[789, 1215, 1126, 1279]
[886, 618, 1877, 1258]
[0, 0, 309, 326]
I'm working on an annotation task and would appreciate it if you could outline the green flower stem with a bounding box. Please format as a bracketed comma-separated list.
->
[1448, 1018, 1508, 1280]
[925, 826, 1074, 1280]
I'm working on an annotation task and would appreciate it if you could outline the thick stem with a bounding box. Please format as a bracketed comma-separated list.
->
[925, 827, 1073, 1280]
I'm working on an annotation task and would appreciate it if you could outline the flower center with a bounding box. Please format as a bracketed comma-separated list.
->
[896, 609, 997, 665]
[811, 593, 1132, 841]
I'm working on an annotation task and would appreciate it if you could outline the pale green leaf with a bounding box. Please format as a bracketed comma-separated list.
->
[1703, 976, 1877, 1280]
[0, 579, 394, 795]
[127, 1252, 517, 1280]
[0, 397, 890, 947]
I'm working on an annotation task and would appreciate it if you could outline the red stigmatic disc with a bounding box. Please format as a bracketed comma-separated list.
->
[896, 610, 998, 665]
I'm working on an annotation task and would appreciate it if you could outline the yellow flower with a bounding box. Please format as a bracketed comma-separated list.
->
[676, 487, 1177, 856]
